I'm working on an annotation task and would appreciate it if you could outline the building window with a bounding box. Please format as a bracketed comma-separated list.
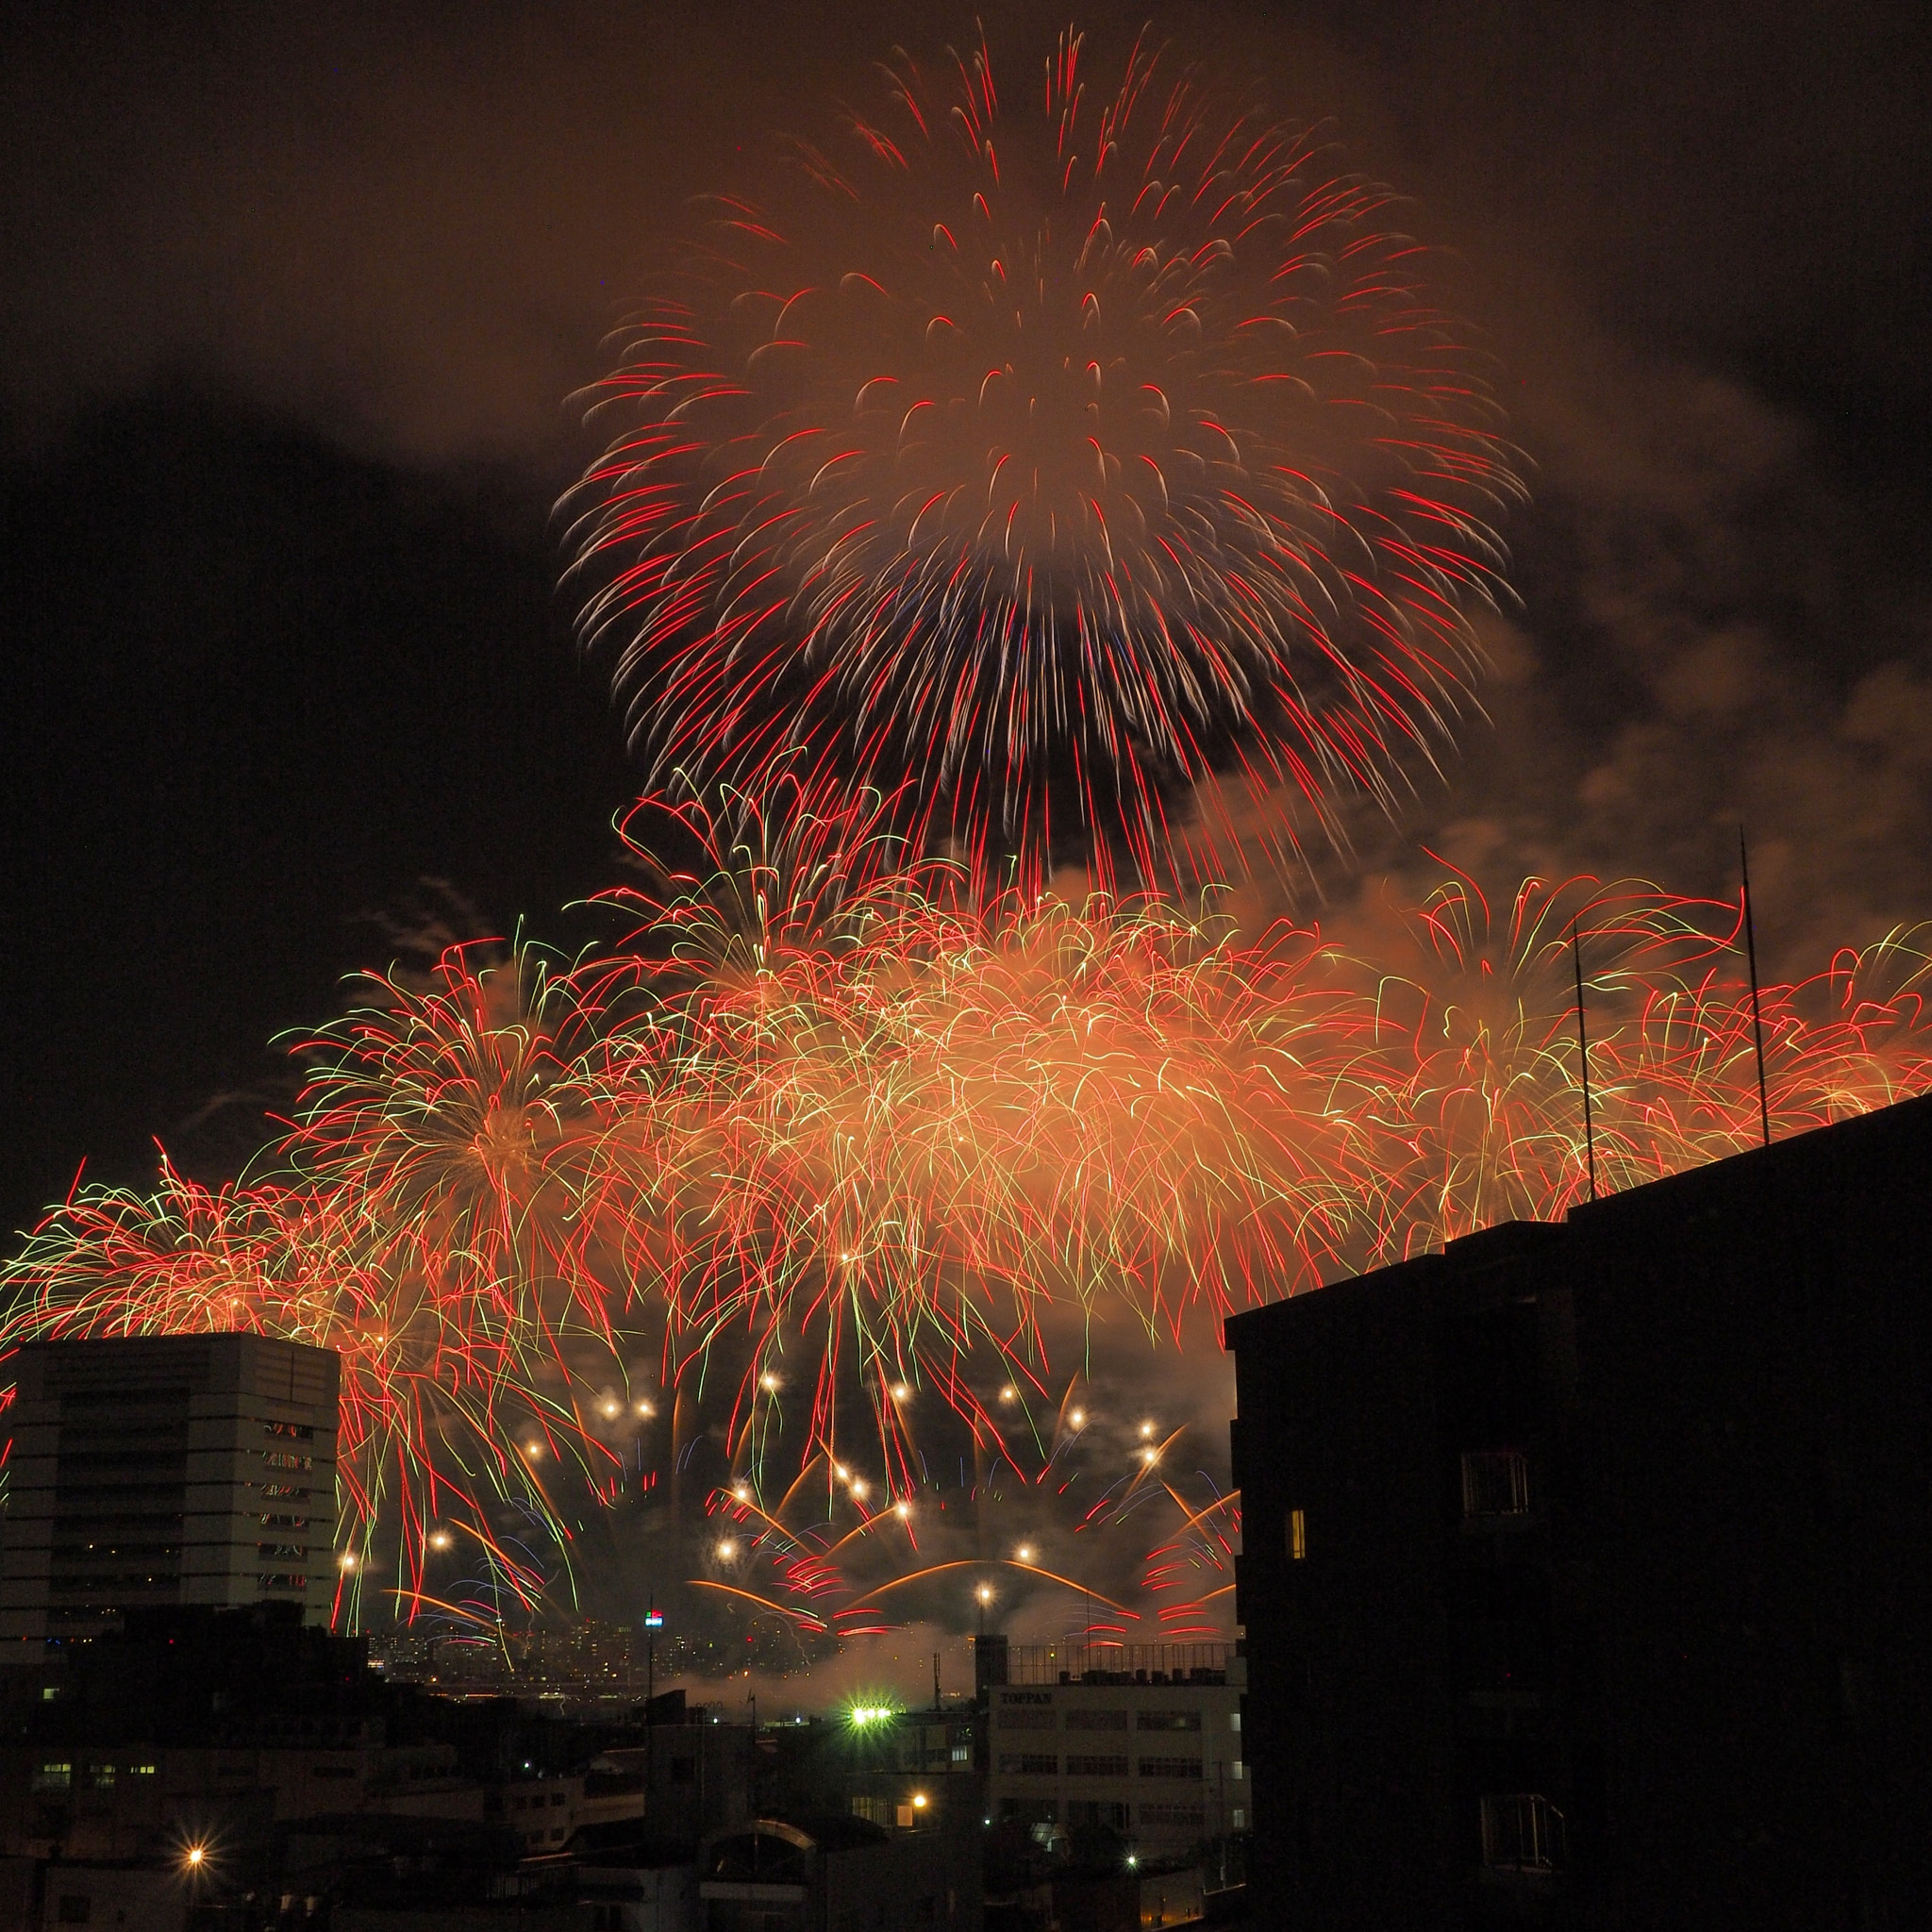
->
[1230, 1760, 1244, 1780]
[998, 1754, 1059, 1775]
[33, 1762, 73, 1790]
[1232, 1807, 1246, 1829]
[998, 1798, 1058, 1825]
[1480, 1793, 1566, 1872]
[86, 1765, 115, 1790]
[1137, 1757, 1204, 1781]
[1461, 1449, 1533, 1519]
[1287, 1507, 1307, 1559]
[1065, 1755, 1130, 1778]
[1066, 1800, 1131, 1829]
[1229, 1711, 1241, 1733]
[995, 1707, 1058, 1730]
[1139, 1804, 1205, 1830]
[1136, 1710, 1202, 1732]
[1065, 1708, 1128, 1730]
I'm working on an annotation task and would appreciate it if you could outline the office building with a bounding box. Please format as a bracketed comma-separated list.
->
[974, 1638, 1245, 1861]
[0, 1333, 341, 1639]
[1226, 1092, 1932, 1928]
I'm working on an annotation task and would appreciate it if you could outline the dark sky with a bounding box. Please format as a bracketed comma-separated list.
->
[4, 0, 1930, 1241]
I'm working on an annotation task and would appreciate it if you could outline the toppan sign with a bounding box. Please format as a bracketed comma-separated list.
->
[1000, 1690, 1053, 1706]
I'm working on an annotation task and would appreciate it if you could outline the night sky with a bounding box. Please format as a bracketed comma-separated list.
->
[4, 0, 1929, 1244]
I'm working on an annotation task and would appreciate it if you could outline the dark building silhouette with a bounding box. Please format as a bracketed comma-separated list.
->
[1226, 1092, 1932, 1930]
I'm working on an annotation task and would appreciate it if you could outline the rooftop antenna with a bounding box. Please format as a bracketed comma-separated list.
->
[1572, 917, 1597, 1202]
[1740, 829, 1771, 1147]
[932, 1651, 941, 1710]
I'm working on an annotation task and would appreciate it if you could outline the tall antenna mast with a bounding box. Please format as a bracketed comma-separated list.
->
[1572, 917, 1597, 1203]
[1740, 828, 1771, 1147]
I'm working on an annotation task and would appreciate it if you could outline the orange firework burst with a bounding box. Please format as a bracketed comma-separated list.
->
[3, 836, 1927, 1646]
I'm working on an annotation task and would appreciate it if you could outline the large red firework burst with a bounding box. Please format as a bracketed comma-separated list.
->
[565, 28, 1524, 885]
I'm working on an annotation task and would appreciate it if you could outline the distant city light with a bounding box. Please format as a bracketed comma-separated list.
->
[1139, 1420, 1157, 1439]
[635, 1400, 656, 1418]
[847, 1704, 897, 1726]
[338, 1552, 358, 1571]
[600, 1399, 621, 1418]
[1015, 1545, 1034, 1564]
[1068, 1408, 1086, 1428]
[644, 1610, 664, 1629]
[893, 1500, 911, 1519]
[891, 1383, 910, 1403]
[999, 1386, 1017, 1404]
[759, 1374, 780, 1392]
[716, 1541, 737, 1560]
[428, 1530, 453, 1551]
[849, 1476, 868, 1499]
[911, 1792, 929, 1809]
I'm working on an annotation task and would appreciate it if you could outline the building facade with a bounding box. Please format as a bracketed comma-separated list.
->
[0, 1334, 341, 1639]
[1226, 1092, 1932, 1929]
[974, 1639, 1245, 1861]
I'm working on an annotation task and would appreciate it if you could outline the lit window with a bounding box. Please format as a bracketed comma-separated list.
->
[1287, 1507, 1307, 1559]
[33, 1762, 73, 1790]
[1135, 1710, 1202, 1733]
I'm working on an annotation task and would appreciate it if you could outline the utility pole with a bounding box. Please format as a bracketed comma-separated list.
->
[1740, 829, 1772, 1147]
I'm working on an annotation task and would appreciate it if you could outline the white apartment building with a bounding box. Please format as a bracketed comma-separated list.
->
[0, 1333, 341, 1638]
[979, 1642, 1246, 1860]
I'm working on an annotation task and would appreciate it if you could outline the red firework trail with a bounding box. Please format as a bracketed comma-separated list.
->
[564, 27, 1524, 887]
[2, 821, 1926, 1637]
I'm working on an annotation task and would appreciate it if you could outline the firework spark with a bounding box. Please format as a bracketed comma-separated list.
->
[565, 28, 1524, 885]
[3, 839, 1927, 1644]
